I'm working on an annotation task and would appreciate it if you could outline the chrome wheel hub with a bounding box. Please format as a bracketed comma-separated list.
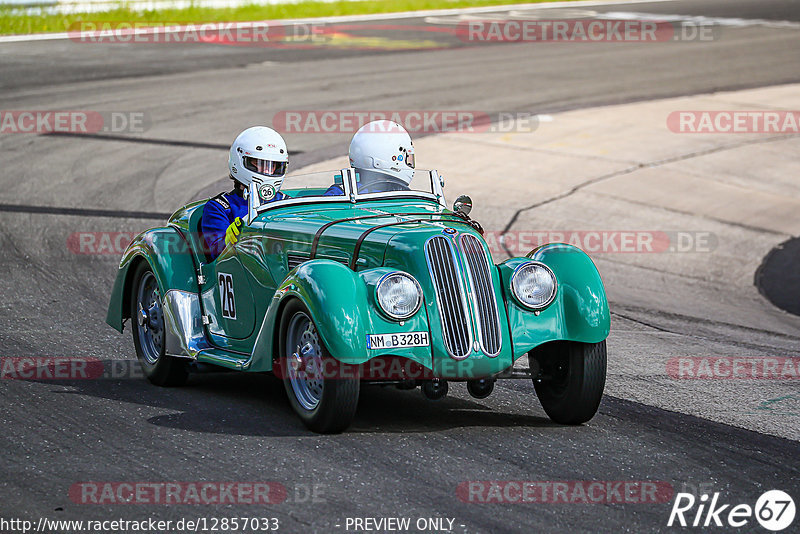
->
[135, 272, 164, 365]
[286, 314, 324, 411]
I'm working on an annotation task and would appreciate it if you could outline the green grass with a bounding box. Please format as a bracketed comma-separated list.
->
[0, 0, 569, 36]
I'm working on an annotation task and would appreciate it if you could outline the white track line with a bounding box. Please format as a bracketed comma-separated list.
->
[599, 11, 800, 29]
[0, 0, 676, 43]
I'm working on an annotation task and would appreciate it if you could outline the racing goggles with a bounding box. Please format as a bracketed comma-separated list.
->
[243, 157, 287, 177]
[399, 147, 415, 169]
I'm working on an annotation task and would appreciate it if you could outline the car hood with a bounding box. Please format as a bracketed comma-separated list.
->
[251, 202, 477, 270]
[382, 224, 488, 290]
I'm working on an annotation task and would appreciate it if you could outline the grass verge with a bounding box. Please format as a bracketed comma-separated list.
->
[0, 0, 572, 35]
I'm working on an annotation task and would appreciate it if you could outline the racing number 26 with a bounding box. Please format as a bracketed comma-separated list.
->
[218, 273, 236, 319]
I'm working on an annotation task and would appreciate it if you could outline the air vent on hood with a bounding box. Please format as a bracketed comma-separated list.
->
[287, 253, 309, 270]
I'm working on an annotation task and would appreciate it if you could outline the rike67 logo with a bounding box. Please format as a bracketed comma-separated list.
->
[668, 490, 795, 531]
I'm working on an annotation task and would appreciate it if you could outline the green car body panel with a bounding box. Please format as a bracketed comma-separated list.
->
[105, 225, 199, 332]
[107, 190, 610, 380]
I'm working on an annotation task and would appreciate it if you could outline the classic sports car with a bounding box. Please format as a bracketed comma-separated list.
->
[106, 169, 610, 433]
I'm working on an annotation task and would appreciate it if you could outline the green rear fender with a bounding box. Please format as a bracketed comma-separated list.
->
[105, 227, 199, 332]
[250, 260, 370, 371]
[499, 243, 610, 358]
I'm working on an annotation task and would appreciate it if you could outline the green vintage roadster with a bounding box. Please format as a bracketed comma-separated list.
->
[106, 169, 610, 432]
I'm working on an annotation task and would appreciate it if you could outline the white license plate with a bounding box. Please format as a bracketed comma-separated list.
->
[367, 332, 430, 349]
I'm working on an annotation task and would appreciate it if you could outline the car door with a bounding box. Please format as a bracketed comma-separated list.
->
[200, 246, 257, 341]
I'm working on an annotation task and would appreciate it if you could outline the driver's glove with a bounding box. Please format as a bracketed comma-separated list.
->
[224, 217, 243, 247]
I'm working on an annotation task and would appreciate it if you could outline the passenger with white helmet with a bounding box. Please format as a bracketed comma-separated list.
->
[325, 120, 415, 195]
[201, 126, 289, 258]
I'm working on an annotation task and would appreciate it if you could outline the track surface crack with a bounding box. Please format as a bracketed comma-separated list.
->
[499, 132, 800, 256]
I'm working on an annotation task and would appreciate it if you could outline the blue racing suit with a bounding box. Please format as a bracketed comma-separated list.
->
[324, 184, 345, 196]
[201, 189, 287, 259]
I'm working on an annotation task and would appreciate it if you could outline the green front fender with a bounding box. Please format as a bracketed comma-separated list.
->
[250, 261, 434, 372]
[250, 260, 370, 371]
[105, 227, 198, 332]
[499, 243, 610, 358]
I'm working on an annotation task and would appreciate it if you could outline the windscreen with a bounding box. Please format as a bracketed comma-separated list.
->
[352, 169, 437, 198]
[265, 170, 347, 203]
[253, 169, 441, 214]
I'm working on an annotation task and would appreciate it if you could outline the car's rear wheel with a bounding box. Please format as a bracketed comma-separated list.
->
[530, 340, 606, 424]
[278, 300, 359, 433]
[130, 261, 188, 387]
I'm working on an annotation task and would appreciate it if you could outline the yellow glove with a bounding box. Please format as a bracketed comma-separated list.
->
[224, 217, 243, 247]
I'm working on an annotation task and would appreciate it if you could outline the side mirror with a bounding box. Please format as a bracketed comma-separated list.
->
[453, 195, 472, 216]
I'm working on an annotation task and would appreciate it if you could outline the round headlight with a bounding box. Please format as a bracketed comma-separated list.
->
[511, 262, 557, 310]
[376, 272, 422, 320]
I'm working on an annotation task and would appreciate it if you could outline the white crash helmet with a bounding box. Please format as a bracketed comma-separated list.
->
[349, 120, 415, 185]
[228, 126, 288, 201]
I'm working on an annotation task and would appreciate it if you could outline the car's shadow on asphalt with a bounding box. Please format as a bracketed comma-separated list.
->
[26, 359, 554, 436]
[350, 385, 555, 433]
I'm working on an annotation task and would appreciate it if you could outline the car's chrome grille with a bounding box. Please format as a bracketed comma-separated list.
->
[460, 234, 502, 356]
[425, 236, 472, 359]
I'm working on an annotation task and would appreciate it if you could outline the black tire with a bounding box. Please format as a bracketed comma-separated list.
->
[278, 300, 359, 433]
[531, 340, 606, 424]
[130, 261, 189, 387]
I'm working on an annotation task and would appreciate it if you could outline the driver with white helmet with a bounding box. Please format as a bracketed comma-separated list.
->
[325, 120, 415, 195]
[201, 126, 289, 259]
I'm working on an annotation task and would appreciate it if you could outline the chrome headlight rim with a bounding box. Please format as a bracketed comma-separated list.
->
[510, 261, 557, 311]
[375, 271, 423, 321]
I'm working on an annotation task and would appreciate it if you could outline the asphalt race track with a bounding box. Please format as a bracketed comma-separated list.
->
[1, 0, 799, 532]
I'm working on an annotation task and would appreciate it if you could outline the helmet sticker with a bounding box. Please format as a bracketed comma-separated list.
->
[259, 184, 276, 201]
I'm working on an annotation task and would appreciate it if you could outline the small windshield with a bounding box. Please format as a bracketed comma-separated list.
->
[352, 169, 436, 198]
[281, 170, 348, 198]
[251, 169, 443, 215]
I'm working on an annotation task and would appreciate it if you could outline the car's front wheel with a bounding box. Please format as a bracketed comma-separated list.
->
[278, 300, 359, 433]
[130, 261, 189, 387]
[530, 340, 606, 424]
